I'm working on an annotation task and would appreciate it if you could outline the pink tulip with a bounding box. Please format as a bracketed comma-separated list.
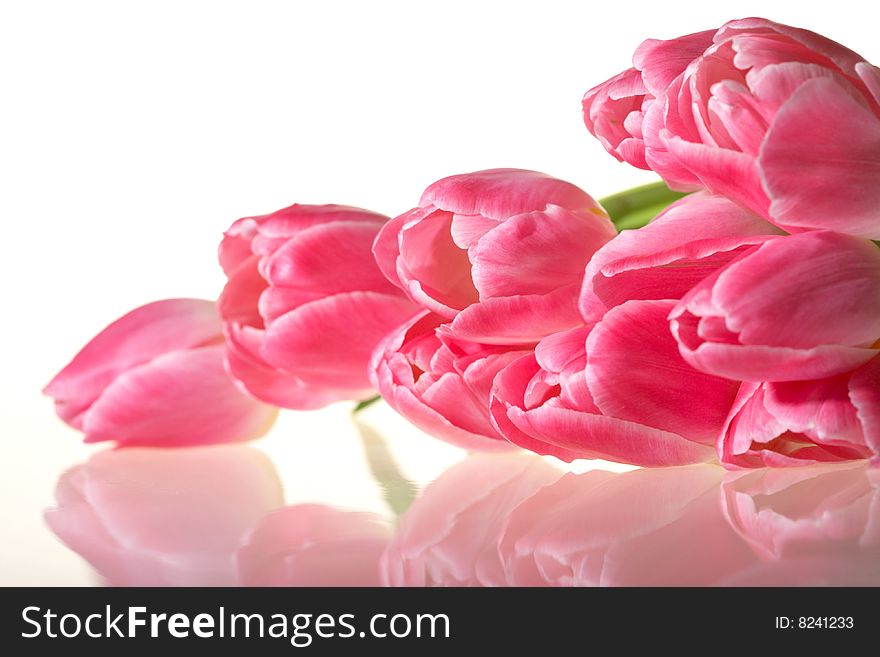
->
[579, 192, 782, 323]
[238, 505, 392, 586]
[717, 356, 880, 468]
[491, 299, 738, 466]
[584, 17, 880, 239]
[370, 311, 529, 450]
[500, 465, 759, 586]
[373, 168, 616, 343]
[219, 203, 420, 408]
[45, 446, 284, 585]
[670, 231, 880, 382]
[44, 299, 277, 447]
[380, 452, 563, 586]
[582, 29, 714, 173]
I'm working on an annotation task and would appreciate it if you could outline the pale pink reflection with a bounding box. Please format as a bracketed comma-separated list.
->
[381, 452, 565, 586]
[46, 446, 391, 587]
[499, 465, 759, 586]
[45, 446, 284, 586]
[720, 462, 880, 585]
[382, 457, 879, 586]
[238, 505, 392, 586]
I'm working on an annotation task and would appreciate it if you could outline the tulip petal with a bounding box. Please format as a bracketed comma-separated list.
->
[449, 285, 582, 344]
[666, 134, 770, 217]
[470, 205, 614, 299]
[634, 29, 716, 96]
[80, 346, 277, 446]
[224, 323, 337, 409]
[510, 405, 716, 467]
[263, 221, 397, 296]
[760, 76, 880, 239]
[579, 193, 780, 322]
[421, 168, 599, 220]
[263, 291, 417, 392]
[45, 299, 222, 414]
[586, 300, 738, 442]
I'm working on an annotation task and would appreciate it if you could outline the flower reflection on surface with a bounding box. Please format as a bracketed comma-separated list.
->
[46, 441, 880, 586]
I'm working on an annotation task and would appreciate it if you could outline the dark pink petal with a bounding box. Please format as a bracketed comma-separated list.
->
[263, 221, 398, 296]
[765, 376, 865, 447]
[579, 193, 780, 322]
[420, 168, 599, 220]
[470, 205, 614, 299]
[634, 29, 716, 96]
[759, 76, 880, 239]
[666, 134, 770, 216]
[263, 291, 417, 393]
[223, 323, 337, 409]
[80, 346, 278, 446]
[586, 300, 738, 442]
[45, 299, 223, 419]
[510, 405, 716, 466]
[707, 232, 880, 349]
[449, 285, 583, 344]
[850, 357, 880, 454]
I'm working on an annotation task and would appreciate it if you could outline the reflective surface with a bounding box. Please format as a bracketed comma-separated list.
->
[24, 406, 880, 587]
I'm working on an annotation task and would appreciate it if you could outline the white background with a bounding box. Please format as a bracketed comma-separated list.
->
[1, 0, 877, 583]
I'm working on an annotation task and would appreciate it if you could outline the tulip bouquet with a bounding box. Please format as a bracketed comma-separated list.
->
[46, 17, 880, 469]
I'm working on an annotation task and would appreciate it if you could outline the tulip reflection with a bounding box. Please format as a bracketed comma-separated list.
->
[383, 457, 879, 586]
[720, 463, 880, 585]
[45, 446, 284, 586]
[46, 446, 391, 586]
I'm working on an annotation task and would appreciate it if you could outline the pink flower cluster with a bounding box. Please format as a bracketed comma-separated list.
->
[46, 17, 880, 468]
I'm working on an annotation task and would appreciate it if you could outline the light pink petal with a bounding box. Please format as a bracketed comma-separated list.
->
[450, 213, 500, 249]
[470, 205, 614, 298]
[665, 134, 770, 217]
[80, 346, 278, 447]
[746, 62, 837, 117]
[223, 323, 337, 409]
[707, 232, 880, 348]
[217, 256, 266, 326]
[263, 220, 398, 295]
[420, 372, 499, 438]
[675, 340, 878, 383]
[582, 68, 650, 168]
[238, 505, 391, 586]
[45, 299, 223, 420]
[509, 405, 716, 467]
[759, 76, 880, 239]
[257, 286, 324, 325]
[707, 80, 768, 155]
[397, 209, 479, 313]
[717, 17, 868, 78]
[449, 285, 583, 344]
[586, 300, 738, 442]
[371, 209, 413, 291]
[534, 326, 591, 374]
[633, 29, 716, 96]
[263, 291, 417, 393]
[642, 92, 706, 189]
[490, 355, 587, 462]
[765, 376, 865, 447]
[856, 62, 880, 105]
[850, 357, 880, 454]
[420, 168, 600, 220]
[579, 193, 780, 322]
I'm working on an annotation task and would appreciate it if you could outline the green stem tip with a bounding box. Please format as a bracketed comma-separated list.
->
[599, 180, 688, 230]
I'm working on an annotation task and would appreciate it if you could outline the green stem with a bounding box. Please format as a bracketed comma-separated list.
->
[352, 394, 381, 415]
[599, 180, 689, 230]
[355, 420, 417, 519]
